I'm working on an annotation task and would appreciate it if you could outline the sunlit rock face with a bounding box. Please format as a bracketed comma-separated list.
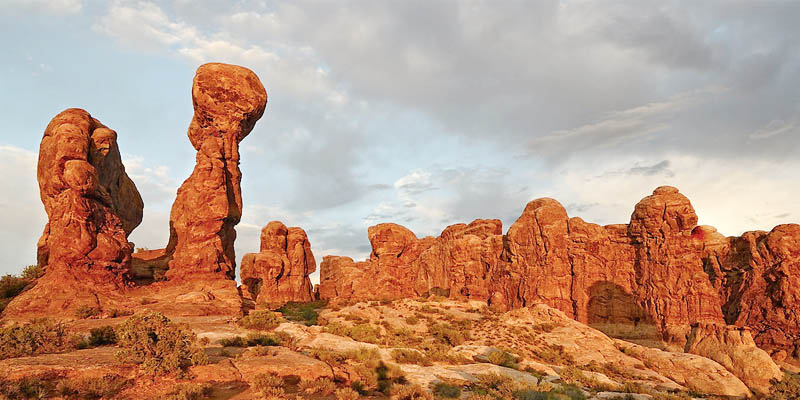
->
[241, 221, 316, 307]
[165, 63, 267, 282]
[4, 108, 143, 316]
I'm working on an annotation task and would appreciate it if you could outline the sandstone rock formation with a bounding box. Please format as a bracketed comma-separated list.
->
[4, 108, 143, 316]
[241, 221, 316, 306]
[164, 63, 267, 281]
[318, 186, 800, 376]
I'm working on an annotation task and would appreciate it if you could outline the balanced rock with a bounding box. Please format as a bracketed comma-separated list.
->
[165, 63, 267, 281]
[241, 221, 316, 306]
[4, 108, 143, 316]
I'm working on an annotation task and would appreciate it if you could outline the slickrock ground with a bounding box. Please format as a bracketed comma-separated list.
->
[2, 298, 797, 399]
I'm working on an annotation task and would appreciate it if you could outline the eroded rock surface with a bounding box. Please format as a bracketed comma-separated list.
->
[4, 108, 143, 316]
[165, 63, 267, 281]
[240, 221, 316, 306]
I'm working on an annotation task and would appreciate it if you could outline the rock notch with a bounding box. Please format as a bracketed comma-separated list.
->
[164, 63, 267, 281]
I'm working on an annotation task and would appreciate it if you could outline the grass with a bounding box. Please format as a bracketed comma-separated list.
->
[277, 300, 326, 326]
[238, 310, 283, 331]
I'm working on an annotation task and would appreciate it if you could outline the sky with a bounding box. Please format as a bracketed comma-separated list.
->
[1, 0, 799, 283]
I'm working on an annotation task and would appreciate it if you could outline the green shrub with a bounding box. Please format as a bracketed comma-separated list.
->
[428, 323, 465, 346]
[237, 310, 283, 331]
[114, 311, 207, 375]
[218, 333, 281, 347]
[87, 325, 117, 346]
[56, 374, 129, 399]
[0, 318, 69, 359]
[277, 300, 326, 326]
[433, 382, 461, 398]
[391, 348, 431, 365]
[488, 349, 519, 369]
[771, 372, 800, 400]
[324, 322, 381, 343]
[165, 382, 212, 400]
[74, 304, 101, 319]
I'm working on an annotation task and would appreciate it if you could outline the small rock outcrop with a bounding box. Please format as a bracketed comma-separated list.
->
[241, 221, 316, 306]
[164, 63, 267, 281]
[4, 108, 143, 316]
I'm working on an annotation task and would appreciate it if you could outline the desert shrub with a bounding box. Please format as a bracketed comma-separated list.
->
[0, 273, 33, 313]
[428, 323, 465, 346]
[198, 336, 210, 346]
[252, 373, 284, 398]
[0, 375, 54, 399]
[218, 333, 280, 348]
[433, 382, 461, 398]
[299, 378, 336, 395]
[391, 348, 431, 365]
[424, 343, 471, 364]
[238, 310, 283, 331]
[336, 387, 360, 400]
[56, 374, 130, 399]
[114, 311, 207, 375]
[488, 349, 519, 369]
[74, 304, 101, 319]
[551, 384, 587, 400]
[0, 318, 69, 359]
[404, 316, 419, 325]
[20, 264, 43, 280]
[532, 344, 575, 365]
[165, 382, 213, 400]
[391, 384, 434, 400]
[324, 321, 381, 343]
[771, 372, 800, 400]
[87, 325, 117, 346]
[277, 300, 326, 326]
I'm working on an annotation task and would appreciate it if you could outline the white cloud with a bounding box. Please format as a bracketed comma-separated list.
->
[750, 113, 800, 139]
[0, 146, 46, 275]
[93, 0, 198, 51]
[1, 0, 82, 15]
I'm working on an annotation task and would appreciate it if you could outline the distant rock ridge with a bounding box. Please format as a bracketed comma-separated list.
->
[318, 186, 800, 367]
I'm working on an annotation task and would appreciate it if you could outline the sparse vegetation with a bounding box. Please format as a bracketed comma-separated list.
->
[74, 304, 101, 319]
[165, 383, 213, 400]
[335, 387, 360, 400]
[0, 265, 41, 313]
[390, 384, 434, 400]
[324, 321, 381, 343]
[56, 374, 130, 399]
[217, 333, 281, 347]
[770, 372, 800, 400]
[114, 311, 207, 375]
[277, 300, 326, 326]
[0, 318, 69, 359]
[432, 382, 461, 398]
[252, 372, 285, 398]
[391, 348, 431, 365]
[237, 310, 283, 331]
[428, 322, 465, 346]
[488, 349, 519, 369]
[299, 378, 336, 395]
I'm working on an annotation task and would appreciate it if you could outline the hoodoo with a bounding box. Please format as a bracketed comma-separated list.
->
[164, 63, 267, 281]
[4, 108, 143, 316]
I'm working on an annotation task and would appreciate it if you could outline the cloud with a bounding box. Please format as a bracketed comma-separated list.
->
[750, 113, 800, 139]
[93, 1, 197, 51]
[1, 0, 82, 15]
[0, 146, 47, 275]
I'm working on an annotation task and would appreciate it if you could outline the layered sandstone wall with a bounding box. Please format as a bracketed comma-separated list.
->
[317, 186, 800, 363]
